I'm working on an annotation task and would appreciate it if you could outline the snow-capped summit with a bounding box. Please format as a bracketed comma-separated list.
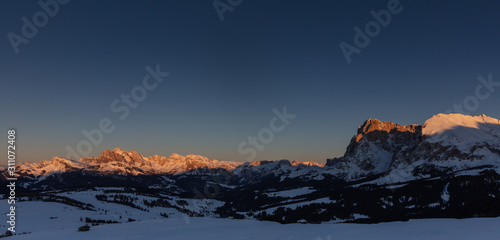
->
[291, 160, 325, 167]
[168, 153, 184, 160]
[423, 113, 500, 147]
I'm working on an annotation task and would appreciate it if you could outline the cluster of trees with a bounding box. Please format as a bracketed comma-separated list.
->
[143, 197, 201, 217]
[95, 194, 148, 211]
[78, 225, 90, 232]
[143, 198, 173, 208]
[20, 194, 95, 210]
[159, 212, 169, 218]
[0, 231, 13, 238]
[84, 217, 119, 224]
[216, 169, 500, 224]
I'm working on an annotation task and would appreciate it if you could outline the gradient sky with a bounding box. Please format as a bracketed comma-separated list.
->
[1, 0, 500, 164]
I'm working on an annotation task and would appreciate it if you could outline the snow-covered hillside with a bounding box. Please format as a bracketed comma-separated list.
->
[423, 113, 500, 147]
[2, 199, 499, 240]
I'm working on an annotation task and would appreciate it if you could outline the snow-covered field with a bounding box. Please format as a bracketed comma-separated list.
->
[5, 215, 500, 240]
[1, 199, 499, 240]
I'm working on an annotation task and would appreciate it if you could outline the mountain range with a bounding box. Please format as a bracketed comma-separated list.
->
[2, 113, 500, 224]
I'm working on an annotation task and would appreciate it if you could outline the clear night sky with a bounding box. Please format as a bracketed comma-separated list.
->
[1, 0, 500, 164]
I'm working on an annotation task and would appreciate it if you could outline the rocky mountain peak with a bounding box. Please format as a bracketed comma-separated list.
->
[97, 149, 126, 163]
[291, 160, 324, 167]
[356, 118, 421, 143]
[169, 153, 185, 160]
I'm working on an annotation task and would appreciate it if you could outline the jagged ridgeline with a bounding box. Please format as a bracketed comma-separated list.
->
[2, 113, 500, 223]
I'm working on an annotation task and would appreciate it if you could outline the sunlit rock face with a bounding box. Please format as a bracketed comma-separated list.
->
[327, 114, 500, 181]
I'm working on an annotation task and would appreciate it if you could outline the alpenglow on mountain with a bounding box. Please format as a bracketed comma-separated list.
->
[14, 113, 500, 181]
[2, 113, 500, 224]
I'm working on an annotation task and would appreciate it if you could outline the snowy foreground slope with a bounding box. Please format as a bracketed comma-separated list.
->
[6, 214, 500, 240]
[2, 197, 499, 240]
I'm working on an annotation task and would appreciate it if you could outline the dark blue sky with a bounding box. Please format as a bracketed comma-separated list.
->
[2, 0, 500, 164]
